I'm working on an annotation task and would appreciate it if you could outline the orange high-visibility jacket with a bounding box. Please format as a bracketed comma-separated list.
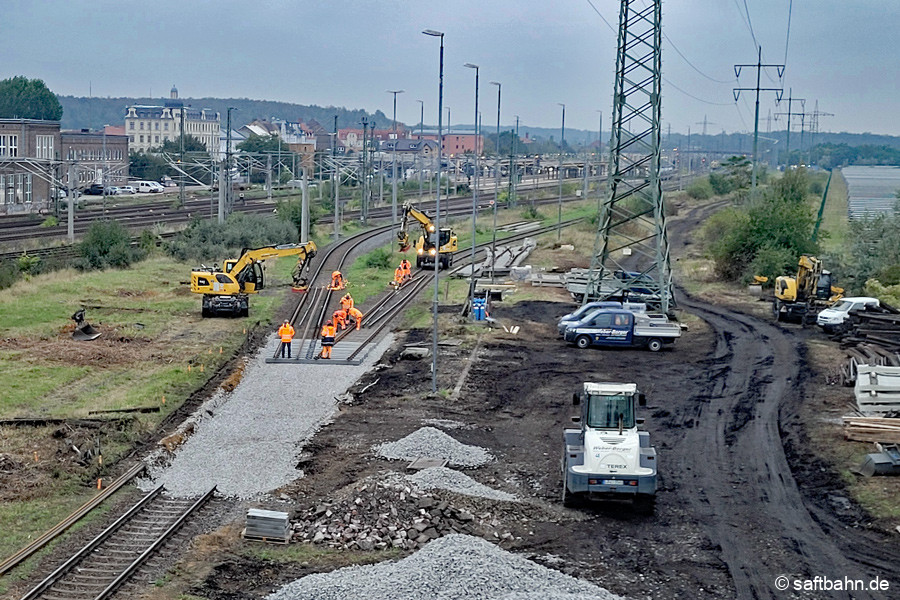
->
[340, 295, 354, 311]
[348, 307, 363, 321]
[320, 323, 336, 344]
[278, 323, 295, 342]
[333, 309, 347, 323]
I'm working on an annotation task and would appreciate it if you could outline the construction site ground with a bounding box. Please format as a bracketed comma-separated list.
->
[4, 194, 900, 600]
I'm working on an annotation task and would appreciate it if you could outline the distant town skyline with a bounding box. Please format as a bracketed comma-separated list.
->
[2, 1, 898, 136]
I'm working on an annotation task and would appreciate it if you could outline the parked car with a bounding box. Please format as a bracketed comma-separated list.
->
[817, 297, 880, 333]
[558, 301, 623, 336]
[563, 309, 682, 352]
[84, 183, 105, 195]
[104, 186, 121, 195]
[119, 185, 136, 194]
[135, 181, 163, 193]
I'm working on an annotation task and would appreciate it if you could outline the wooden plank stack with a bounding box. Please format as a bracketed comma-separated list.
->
[842, 416, 900, 444]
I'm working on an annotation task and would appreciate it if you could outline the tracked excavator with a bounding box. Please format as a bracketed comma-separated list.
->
[766, 254, 843, 325]
[397, 202, 458, 269]
[190, 242, 317, 317]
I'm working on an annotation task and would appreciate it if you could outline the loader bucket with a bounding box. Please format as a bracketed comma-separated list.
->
[856, 446, 900, 477]
[72, 323, 102, 341]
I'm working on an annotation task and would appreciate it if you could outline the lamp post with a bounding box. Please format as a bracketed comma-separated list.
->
[445, 106, 451, 203]
[422, 28, 444, 394]
[387, 89, 404, 246]
[489, 81, 500, 283]
[557, 102, 565, 240]
[417, 99, 424, 200]
[464, 63, 479, 309]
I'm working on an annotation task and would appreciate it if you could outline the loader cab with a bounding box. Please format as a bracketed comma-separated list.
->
[573, 383, 645, 432]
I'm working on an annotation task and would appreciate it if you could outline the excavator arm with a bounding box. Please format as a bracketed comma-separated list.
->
[398, 203, 436, 252]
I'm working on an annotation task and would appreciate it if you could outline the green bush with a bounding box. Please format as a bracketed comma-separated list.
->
[0, 261, 21, 290]
[165, 213, 299, 264]
[708, 172, 734, 195]
[363, 247, 393, 269]
[686, 178, 713, 200]
[747, 244, 797, 284]
[16, 252, 41, 276]
[40, 216, 58, 228]
[76, 220, 146, 270]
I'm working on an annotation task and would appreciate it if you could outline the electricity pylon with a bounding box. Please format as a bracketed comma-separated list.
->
[585, 0, 673, 314]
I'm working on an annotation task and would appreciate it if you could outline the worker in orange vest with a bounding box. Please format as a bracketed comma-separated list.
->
[277, 320, 295, 359]
[320, 320, 336, 359]
[330, 270, 344, 290]
[340, 293, 354, 312]
[348, 306, 363, 331]
[391, 266, 405, 288]
[400, 259, 412, 281]
[332, 308, 348, 331]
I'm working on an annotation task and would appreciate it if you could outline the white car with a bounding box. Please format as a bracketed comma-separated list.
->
[119, 185, 136, 194]
[817, 297, 879, 332]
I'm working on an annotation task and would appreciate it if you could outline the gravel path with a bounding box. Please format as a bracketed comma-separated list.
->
[143, 334, 394, 498]
[408, 467, 518, 502]
[266, 534, 625, 600]
[374, 427, 493, 467]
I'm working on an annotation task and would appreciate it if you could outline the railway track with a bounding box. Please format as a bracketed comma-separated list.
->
[19, 485, 215, 600]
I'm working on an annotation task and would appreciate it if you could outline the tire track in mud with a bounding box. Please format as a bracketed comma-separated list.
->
[675, 296, 893, 600]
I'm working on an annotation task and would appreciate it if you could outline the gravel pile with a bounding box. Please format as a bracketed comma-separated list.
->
[267, 534, 624, 600]
[374, 427, 493, 467]
[142, 335, 393, 498]
[408, 467, 518, 502]
[291, 475, 491, 550]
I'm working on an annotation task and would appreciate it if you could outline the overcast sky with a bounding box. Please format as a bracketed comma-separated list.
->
[3, 0, 898, 136]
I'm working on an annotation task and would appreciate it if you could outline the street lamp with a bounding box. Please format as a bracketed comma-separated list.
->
[464, 63, 479, 311]
[417, 99, 424, 199]
[445, 106, 451, 202]
[422, 28, 444, 394]
[557, 102, 565, 240]
[387, 89, 404, 245]
[489, 81, 500, 283]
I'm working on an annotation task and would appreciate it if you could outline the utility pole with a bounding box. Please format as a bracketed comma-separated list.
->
[774, 88, 802, 167]
[807, 101, 834, 166]
[417, 99, 424, 200]
[489, 81, 501, 284]
[734, 47, 784, 194]
[266, 154, 272, 202]
[333, 115, 339, 240]
[557, 103, 565, 240]
[463, 63, 479, 305]
[179, 106, 185, 207]
[360, 116, 368, 224]
[587, 0, 673, 313]
[388, 89, 404, 245]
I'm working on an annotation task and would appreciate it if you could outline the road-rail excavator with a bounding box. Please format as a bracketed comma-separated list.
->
[397, 202, 458, 269]
[767, 254, 843, 325]
[190, 242, 317, 317]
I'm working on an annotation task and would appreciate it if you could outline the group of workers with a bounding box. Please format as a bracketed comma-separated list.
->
[391, 259, 413, 289]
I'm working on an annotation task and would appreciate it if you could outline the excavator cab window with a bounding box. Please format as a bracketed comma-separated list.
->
[438, 230, 451, 247]
[816, 273, 833, 300]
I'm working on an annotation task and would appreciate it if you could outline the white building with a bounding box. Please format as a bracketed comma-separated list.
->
[124, 86, 220, 153]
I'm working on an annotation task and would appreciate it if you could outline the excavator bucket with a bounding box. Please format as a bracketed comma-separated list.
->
[73, 322, 102, 341]
[71, 308, 102, 341]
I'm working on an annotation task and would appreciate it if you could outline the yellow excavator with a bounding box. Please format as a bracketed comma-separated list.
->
[763, 254, 843, 324]
[191, 242, 317, 317]
[397, 202, 458, 269]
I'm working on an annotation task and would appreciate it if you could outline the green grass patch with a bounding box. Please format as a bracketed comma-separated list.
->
[816, 169, 850, 253]
[241, 541, 402, 567]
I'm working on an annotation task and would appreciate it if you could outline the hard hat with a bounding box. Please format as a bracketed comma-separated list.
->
[326, 320, 333, 325]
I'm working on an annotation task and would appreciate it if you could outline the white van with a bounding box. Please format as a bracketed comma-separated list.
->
[135, 181, 163, 193]
[816, 297, 879, 332]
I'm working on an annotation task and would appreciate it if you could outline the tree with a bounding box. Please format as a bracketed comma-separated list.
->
[159, 134, 207, 153]
[128, 151, 169, 181]
[0, 76, 63, 120]
[237, 133, 283, 154]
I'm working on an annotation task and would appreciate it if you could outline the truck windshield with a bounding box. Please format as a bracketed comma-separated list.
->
[587, 393, 635, 429]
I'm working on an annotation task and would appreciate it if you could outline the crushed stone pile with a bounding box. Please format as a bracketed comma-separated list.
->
[407, 466, 518, 502]
[267, 534, 625, 600]
[291, 474, 508, 551]
[374, 426, 493, 467]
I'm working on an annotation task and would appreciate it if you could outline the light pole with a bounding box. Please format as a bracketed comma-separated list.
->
[417, 99, 424, 200]
[445, 106, 451, 202]
[464, 63, 479, 309]
[387, 90, 404, 249]
[423, 28, 444, 394]
[557, 102, 565, 240]
[489, 81, 500, 283]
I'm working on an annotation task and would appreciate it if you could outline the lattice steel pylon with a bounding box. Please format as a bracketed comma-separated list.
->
[585, 0, 673, 314]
